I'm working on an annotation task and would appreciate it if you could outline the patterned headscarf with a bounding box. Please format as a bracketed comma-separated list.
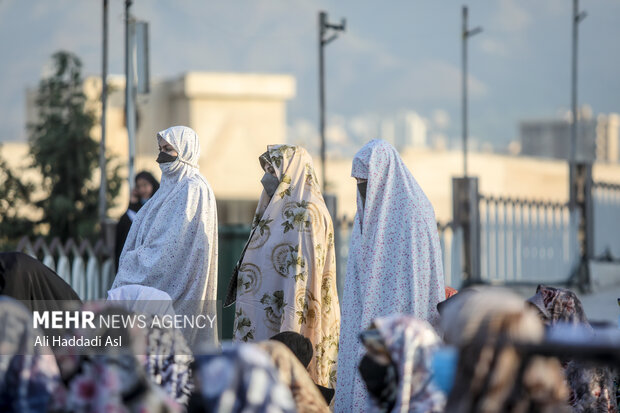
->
[527, 284, 589, 326]
[0, 297, 60, 412]
[527, 285, 618, 412]
[371, 315, 446, 413]
[107, 286, 193, 404]
[112, 126, 218, 346]
[335, 140, 445, 412]
[142, 315, 193, 405]
[441, 288, 570, 413]
[230, 145, 340, 388]
[257, 340, 330, 413]
[191, 343, 296, 413]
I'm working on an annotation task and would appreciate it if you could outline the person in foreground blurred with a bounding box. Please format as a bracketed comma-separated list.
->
[528, 285, 618, 412]
[188, 343, 296, 413]
[0, 297, 60, 412]
[0, 251, 81, 308]
[441, 288, 571, 413]
[114, 171, 159, 273]
[111, 126, 218, 343]
[335, 139, 445, 412]
[257, 340, 330, 412]
[226, 145, 340, 388]
[359, 314, 446, 413]
[270, 331, 336, 405]
[52, 302, 181, 412]
[107, 285, 193, 405]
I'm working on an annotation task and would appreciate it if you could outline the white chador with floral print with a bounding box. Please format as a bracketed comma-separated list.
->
[228, 145, 340, 388]
[334, 139, 445, 412]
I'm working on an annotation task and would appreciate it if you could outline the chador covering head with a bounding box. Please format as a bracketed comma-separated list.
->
[335, 139, 445, 412]
[227, 144, 340, 388]
[111, 126, 218, 344]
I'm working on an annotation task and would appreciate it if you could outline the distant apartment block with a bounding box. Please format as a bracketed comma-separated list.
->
[379, 111, 429, 151]
[519, 114, 619, 163]
[596, 113, 620, 163]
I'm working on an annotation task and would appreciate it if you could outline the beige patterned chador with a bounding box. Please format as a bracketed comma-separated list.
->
[227, 145, 340, 388]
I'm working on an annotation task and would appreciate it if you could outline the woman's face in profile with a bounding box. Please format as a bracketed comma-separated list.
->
[157, 137, 178, 157]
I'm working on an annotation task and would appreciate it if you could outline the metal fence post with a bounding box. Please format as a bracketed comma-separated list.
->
[575, 163, 594, 261]
[452, 177, 481, 283]
[568, 162, 593, 290]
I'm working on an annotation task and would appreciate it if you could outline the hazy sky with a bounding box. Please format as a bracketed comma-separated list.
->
[1, 0, 619, 147]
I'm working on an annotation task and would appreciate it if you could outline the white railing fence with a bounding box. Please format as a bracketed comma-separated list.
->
[479, 196, 581, 284]
[16, 237, 114, 300]
[593, 182, 620, 260]
[438, 223, 463, 289]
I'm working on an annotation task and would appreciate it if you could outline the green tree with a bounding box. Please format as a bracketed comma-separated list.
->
[28, 50, 122, 240]
[0, 153, 36, 249]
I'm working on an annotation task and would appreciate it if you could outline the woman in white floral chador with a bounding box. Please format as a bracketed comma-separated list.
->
[225, 145, 340, 388]
[111, 126, 218, 345]
[334, 140, 445, 412]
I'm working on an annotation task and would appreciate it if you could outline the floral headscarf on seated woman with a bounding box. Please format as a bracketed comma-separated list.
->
[527, 284, 589, 326]
[227, 145, 340, 388]
[0, 297, 60, 412]
[189, 343, 296, 413]
[527, 285, 618, 413]
[359, 315, 446, 413]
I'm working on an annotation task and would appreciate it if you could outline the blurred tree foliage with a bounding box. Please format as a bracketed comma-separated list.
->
[0, 154, 37, 249]
[0, 50, 122, 249]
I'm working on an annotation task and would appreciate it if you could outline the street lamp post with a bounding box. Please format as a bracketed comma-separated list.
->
[125, 0, 136, 192]
[318, 11, 345, 192]
[99, 0, 108, 228]
[462, 6, 482, 178]
[569, 0, 587, 210]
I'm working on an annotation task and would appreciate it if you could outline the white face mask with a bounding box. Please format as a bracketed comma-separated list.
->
[159, 158, 182, 175]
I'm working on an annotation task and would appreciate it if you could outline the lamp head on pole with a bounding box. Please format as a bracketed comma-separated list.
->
[468, 26, 483, 37]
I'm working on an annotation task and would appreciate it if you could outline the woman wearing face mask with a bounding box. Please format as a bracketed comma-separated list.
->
[110, 126, 218, 344]
[224, 145, 340, 389]
[114, 171, 159, 273]
[334, 139, 445, 412]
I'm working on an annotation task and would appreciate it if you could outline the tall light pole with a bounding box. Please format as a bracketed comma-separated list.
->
[462, 6, 482, 178]
[318, 11, 345, 192]
[125, 0, 136, 192]
[569, 0, 587, 210]
[99, 0, 109, 229]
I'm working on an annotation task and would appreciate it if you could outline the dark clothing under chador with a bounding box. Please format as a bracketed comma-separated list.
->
[114, 202, 141, 273]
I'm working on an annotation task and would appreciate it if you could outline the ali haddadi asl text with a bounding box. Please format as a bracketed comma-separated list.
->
[34, 334, 121, 347]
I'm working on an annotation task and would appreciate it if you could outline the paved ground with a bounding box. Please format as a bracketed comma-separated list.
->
[579, 286, 620, 326]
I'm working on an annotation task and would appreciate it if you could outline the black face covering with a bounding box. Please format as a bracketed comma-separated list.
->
[359, 354, 397, 411]
[261, 172, 280, 198]
[358, 181, 368, 209]
[156, 152, 178, 164]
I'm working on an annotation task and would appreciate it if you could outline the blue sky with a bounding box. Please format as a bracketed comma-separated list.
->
[1, 0, 619, 148]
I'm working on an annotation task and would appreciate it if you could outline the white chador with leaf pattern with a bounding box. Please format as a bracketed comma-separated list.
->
[111, 126, 218, 343]
[230, 145, 340, 388]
